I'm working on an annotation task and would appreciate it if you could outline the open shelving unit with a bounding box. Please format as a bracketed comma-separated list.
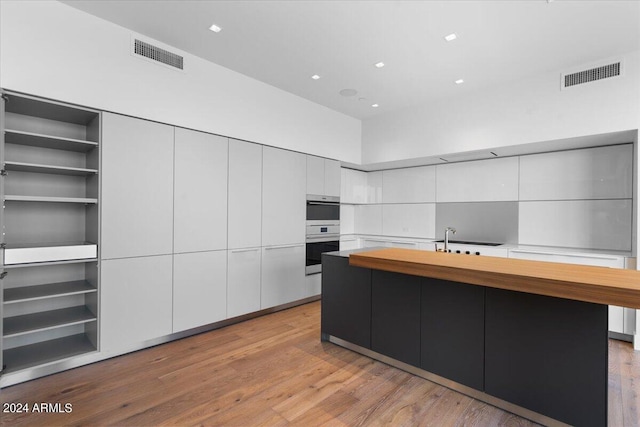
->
[1, 91, 101, 375]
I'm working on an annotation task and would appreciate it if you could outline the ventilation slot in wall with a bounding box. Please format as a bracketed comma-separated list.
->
[133, 39, 184, 70]
[562, 61, 622, 89]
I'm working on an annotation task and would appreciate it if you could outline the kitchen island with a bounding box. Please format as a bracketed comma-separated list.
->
[321, 248, 640, 427]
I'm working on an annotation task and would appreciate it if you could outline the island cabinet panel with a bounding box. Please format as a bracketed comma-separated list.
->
[484, 288, 608, 427]
[420, 278, 485, 390]
[371, 271, 421, 367]
[321, 255, 371, 349]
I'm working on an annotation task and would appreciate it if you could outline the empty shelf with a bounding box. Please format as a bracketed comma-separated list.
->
[3, 258, 98, 269]
[5, 129, 98, 152]
[4, 306, 96, 338]
[2, 334, 96, 373]
[4, 161, 98, 176]
[4, 280, 96, 304]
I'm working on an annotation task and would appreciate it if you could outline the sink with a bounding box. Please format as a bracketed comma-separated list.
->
[434, 240, 502, 247]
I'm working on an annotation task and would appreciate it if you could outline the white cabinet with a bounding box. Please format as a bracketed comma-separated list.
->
[340, 236, 359, 250]
[367, 171, 383, 203]
[261, 244, 305, 309]
[228, 139, 262, 250]
[382, 166, 436, 203]
[101, 255, 173, 352]
[173, 251, 227, 332]
[101, 113, 174, 259]
[303, 273, 321, 299]
[519, 144, 632, 201]
[227, 247, 261, 318]
[341, 168, 368, 204]
[174, 128, 228, 253]
[262, 147, 306, 246]
[307, 155, 341, 197]
[324, 159, 341, 197]
[306, 155, 325, 195]
[436, 157, 519, 202]
[519, 200, 632, 251]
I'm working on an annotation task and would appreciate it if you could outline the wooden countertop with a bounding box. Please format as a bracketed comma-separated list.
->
[349, 248, 640, 308]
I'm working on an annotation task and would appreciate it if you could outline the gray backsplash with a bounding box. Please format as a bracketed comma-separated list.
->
[435, 202, 519, 244]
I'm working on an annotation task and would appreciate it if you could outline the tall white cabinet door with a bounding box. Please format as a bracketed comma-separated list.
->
[227, 248, 261, 318]
[101, 113, 174, 259]
[324, 159, 341, 197]
[306, 155, 325, 195]
[261, 244, 305, 309]
[101, 255, 173, 352]
[228, 139, 262, 249]
[173, 250, 227, 332]
[174, 128, 228, 253]
[262, 147, 306, 246]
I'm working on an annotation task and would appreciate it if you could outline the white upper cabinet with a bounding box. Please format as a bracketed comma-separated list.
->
[519, 144, 632, 201]
[174, 128, 228, 253]
[101, 113, 174, 259]
[306, 155, 325, 195]
[324, 159, 341, 197]
[307, 155, 341, 197]
[436, 157, 519, 202]
[262, 146, 306, 246]
[382, 166, 436, 203]
[173, 250, 227, 332]
[341, 168, 368, 204]
[367, 171, 383, 203]
[228, 139, 262, 249]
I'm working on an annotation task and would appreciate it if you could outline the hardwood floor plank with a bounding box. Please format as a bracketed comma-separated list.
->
[1, 301, 638, 427]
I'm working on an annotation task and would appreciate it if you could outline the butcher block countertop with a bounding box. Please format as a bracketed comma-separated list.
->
[349, 248, 640, 309]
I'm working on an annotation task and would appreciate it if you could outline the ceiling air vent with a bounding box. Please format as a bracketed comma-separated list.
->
[562, 61, 622, 89]
[133, 39, 184, 70]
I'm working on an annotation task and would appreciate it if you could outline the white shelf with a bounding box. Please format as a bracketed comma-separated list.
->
[2, 258, 98, 269]
[4, 280, 96, 304]
[3, 306, 96, 338]
[2, 334, 97, 373]
[4, 161, 98, 176]
[4, 242, 98, 265]
[4, 195, 98, 204]
[5, 129, 98, 152]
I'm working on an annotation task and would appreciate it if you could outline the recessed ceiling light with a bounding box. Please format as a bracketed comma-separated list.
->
[375, 62, 385, 68]
[371, 103, 379, 108]
[209, 24, 222, 33]
[311, 75, 321, 80]
[455, 79, 464, 84]
[444, 33, 457, 42]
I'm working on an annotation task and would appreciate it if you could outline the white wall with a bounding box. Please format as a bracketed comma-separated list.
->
[362, 51, 640, 164]
[0, 1, 361, 163]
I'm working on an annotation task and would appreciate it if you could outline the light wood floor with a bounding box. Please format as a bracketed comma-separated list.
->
[1, 301, 638, 426]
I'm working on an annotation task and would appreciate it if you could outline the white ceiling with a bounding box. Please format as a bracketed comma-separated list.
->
[61, 0, 640, 120]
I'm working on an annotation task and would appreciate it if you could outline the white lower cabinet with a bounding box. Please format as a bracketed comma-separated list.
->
[261, 244, 305, 309]
[227, 248, 262, 318]
[101, 256, 173, 352]
[303, 273, 322, 299]
[173, 251, 227, 333]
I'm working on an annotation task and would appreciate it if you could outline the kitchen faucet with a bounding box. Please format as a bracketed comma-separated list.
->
[444, 227, 457, 252]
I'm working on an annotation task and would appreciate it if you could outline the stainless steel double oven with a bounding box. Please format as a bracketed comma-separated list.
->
[305, 194, 340, 275]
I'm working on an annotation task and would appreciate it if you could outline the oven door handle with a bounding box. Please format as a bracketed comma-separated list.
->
[306, 201, 340, 206]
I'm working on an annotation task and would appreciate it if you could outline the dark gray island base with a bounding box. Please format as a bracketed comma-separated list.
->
[321, 249, 609, 427]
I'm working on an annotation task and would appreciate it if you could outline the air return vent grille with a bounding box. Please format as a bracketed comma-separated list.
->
[133, 39, 184, 70]
[562, 62, 621, 88]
